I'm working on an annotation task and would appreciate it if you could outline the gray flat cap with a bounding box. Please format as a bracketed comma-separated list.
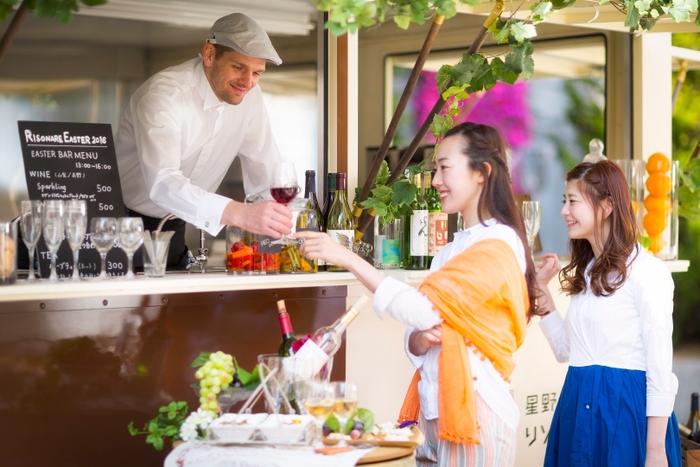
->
[207, 13, 282, 66]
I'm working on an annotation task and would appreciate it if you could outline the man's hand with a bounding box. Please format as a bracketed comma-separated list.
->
[221, 200, 292, 238]
[408, 325, 442, 356]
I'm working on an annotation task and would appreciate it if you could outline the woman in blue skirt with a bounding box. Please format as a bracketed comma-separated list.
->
[536, 160, 681, 467]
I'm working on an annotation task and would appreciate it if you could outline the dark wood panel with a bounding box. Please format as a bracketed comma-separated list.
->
[0, 285, 347, 466]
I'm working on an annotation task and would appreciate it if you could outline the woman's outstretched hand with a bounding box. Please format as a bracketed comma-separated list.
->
[294, 230, 355, 270]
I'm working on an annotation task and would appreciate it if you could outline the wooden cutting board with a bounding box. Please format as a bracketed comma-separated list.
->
[357, 446, 415, 465]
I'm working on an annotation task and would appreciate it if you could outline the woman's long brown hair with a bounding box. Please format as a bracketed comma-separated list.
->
[443, 122, 543, 319]
[560, 160, 638, 297]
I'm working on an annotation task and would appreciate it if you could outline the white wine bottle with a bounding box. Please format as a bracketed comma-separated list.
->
[403, 172, 428, 270]
[326, 172, 354, 272]
[287, 294, 369, 379]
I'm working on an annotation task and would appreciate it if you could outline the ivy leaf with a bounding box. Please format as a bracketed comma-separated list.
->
[325, 412, 340, 432]
[625, 2, 641, 30]
[392, 180, 417, 206]
[190, 352, 212, 368]
[361, 196, 388, 219]
[510, 21, 537, 42]
[394, 12, 412, 29]
[449, 54, 485, 86]
[357, 408, 375, 434]
[469, 60, 497, 93]
[436, 65, 454, 92]
[531, 1, 553, 23]
[491, 57, 519, 85]
[371, 185, 393, 204]
[376, 160, 390, 186]
[430, 114, 453, 140]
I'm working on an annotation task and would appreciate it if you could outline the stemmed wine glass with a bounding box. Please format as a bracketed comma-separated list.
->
[118, 217, 144, 280]
[270, 163, 300, 205]
[64, 199, 87, 282]
[90, 217, 117, 280]
[42, 200, 65, 283]
[20, 200, 43, 282]
[299, 380, 334, 440]
[330, 381, 358, 425]
[522, 201, 541, 264]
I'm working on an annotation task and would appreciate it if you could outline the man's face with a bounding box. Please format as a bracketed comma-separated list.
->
[202, 44, 267, 105]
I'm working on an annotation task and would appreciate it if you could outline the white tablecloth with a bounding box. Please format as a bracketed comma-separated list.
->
[164, 441, 375, 467]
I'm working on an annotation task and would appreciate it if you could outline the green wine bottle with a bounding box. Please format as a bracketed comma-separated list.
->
[319, 173, 336, 271]
[403, 173, 428, 270]
[277, 300, 297, 357]
[425, 171, 448, 268]
[326, 173, 355, 272]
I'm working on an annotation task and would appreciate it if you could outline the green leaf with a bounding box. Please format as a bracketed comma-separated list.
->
[127, 422, 139, 436]
[162, 426, 179, 437]
[325, 412, 340, 432]
[430, 114, 452, 140]
[371, 185, 393, 204]
[436, 65, 453, 93]
[357, 408, 374, 434]
[152, 436, 164, 451]
[449, 54, 485, 86]
[392, 180, 417, 206]
[343, 410, 358, 434]
[190, 352, 212, 368]
[376, 160, 390, 186]
[510, 22, 537, 42]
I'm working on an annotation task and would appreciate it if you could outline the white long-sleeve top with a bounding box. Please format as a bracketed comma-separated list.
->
[373, 218, 527, 431]
[115, 57, 281, 236]
[538, 247, 678, 417]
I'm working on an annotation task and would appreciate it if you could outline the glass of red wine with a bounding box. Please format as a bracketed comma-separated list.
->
[270, 163, 301, 205]
[270, 163, 300, 244]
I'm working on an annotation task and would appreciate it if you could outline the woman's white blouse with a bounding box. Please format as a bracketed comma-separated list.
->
[539, 247, 678, 417]
[372, 219, 527, 431]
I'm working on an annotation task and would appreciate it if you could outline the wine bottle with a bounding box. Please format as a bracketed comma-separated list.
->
[287, 294, 369, 380]
[403, 173, 428, 270]
[319, 173, 336, 271]
[326, 173, 355, 272]
[687, 392, 700, 441]
[277, 300, 297, 357]
[304, 170, 322, 223]
[425, 170, 447, 268]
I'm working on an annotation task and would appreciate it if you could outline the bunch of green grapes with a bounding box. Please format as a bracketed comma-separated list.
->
[194, 351, 234, 414]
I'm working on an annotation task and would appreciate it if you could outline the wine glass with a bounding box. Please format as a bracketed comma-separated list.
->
[522, 201, 541, 264]
[270, 163, 300, 205]
[20, 200, 42, 282]
[118, 217, 144, 280]
[42, 200, 65, 283]
[299, 380, 334, 439]
[64, 199, 87, 282]
[331, 381, 358, 424]
[90, 217, 117, 279]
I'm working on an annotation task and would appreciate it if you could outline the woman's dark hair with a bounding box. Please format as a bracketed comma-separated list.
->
[560, 160, 638, 297]
[443, 122, 543, 319]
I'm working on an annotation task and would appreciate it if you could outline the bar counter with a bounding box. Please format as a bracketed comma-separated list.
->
[0, 259, 689, 466]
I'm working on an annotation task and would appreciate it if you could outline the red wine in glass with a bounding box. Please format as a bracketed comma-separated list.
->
[271, 186, 300, 204]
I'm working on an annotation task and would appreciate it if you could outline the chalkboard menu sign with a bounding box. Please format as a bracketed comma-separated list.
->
[18, 121, 128, 278]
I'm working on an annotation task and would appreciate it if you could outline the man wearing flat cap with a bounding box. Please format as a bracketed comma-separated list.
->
[115, 13, 292, 268]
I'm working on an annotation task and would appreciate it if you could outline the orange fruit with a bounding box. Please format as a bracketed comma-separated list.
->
[646, 173, 672, 197]
[643, 211, 667, 236]
[643, 195, 671, 214]
[646, 153, 671, 174]
[649, 235, 665, 254]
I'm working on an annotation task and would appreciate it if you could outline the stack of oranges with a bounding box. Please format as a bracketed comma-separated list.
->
[642, 153, 672, 254]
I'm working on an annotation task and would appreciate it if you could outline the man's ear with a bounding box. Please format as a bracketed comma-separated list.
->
[202, 43, 216, 67]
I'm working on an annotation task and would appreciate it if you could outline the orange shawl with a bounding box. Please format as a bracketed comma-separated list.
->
[398, 239, 529, 444]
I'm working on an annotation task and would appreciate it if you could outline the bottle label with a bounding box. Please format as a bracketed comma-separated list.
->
[327, 229, 354, 267]
[284, 340, 329, 380]
[428, 212, 448, 256]
[410, 210, 428, 256]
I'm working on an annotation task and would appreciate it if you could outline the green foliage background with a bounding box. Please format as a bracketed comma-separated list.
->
[670, 33, 700, 348]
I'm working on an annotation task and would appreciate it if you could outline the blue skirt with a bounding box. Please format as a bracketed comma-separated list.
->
[543, 365, 681, 467]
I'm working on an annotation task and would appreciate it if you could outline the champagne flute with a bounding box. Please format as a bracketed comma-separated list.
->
[20, 200, 42, 282]
[64, 199, 87, 281]
[331, 381, 358, 424]
[118, 217, 144, 280]
[299, 380, 334, 440]
[522, 201, 541, 264]
[90, 217, 117, 279]
[42, 200, 65, 283]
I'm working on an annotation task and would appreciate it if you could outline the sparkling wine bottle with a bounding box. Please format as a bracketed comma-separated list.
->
[326, 173, 354, 272]
[288, 294, 369, 380]
[277, 300, 297, 357]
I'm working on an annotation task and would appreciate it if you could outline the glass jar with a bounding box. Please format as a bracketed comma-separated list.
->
[0, 220, 17, 285]
[373, 217, 402, 269]
[225, 226, 255, 275]
[280, 198, 318, 273]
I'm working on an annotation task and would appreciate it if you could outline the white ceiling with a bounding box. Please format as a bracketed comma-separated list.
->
[73, 0, 317, 36]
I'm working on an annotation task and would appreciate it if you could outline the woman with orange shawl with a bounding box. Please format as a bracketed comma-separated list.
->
[296, 122, 544, 466]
